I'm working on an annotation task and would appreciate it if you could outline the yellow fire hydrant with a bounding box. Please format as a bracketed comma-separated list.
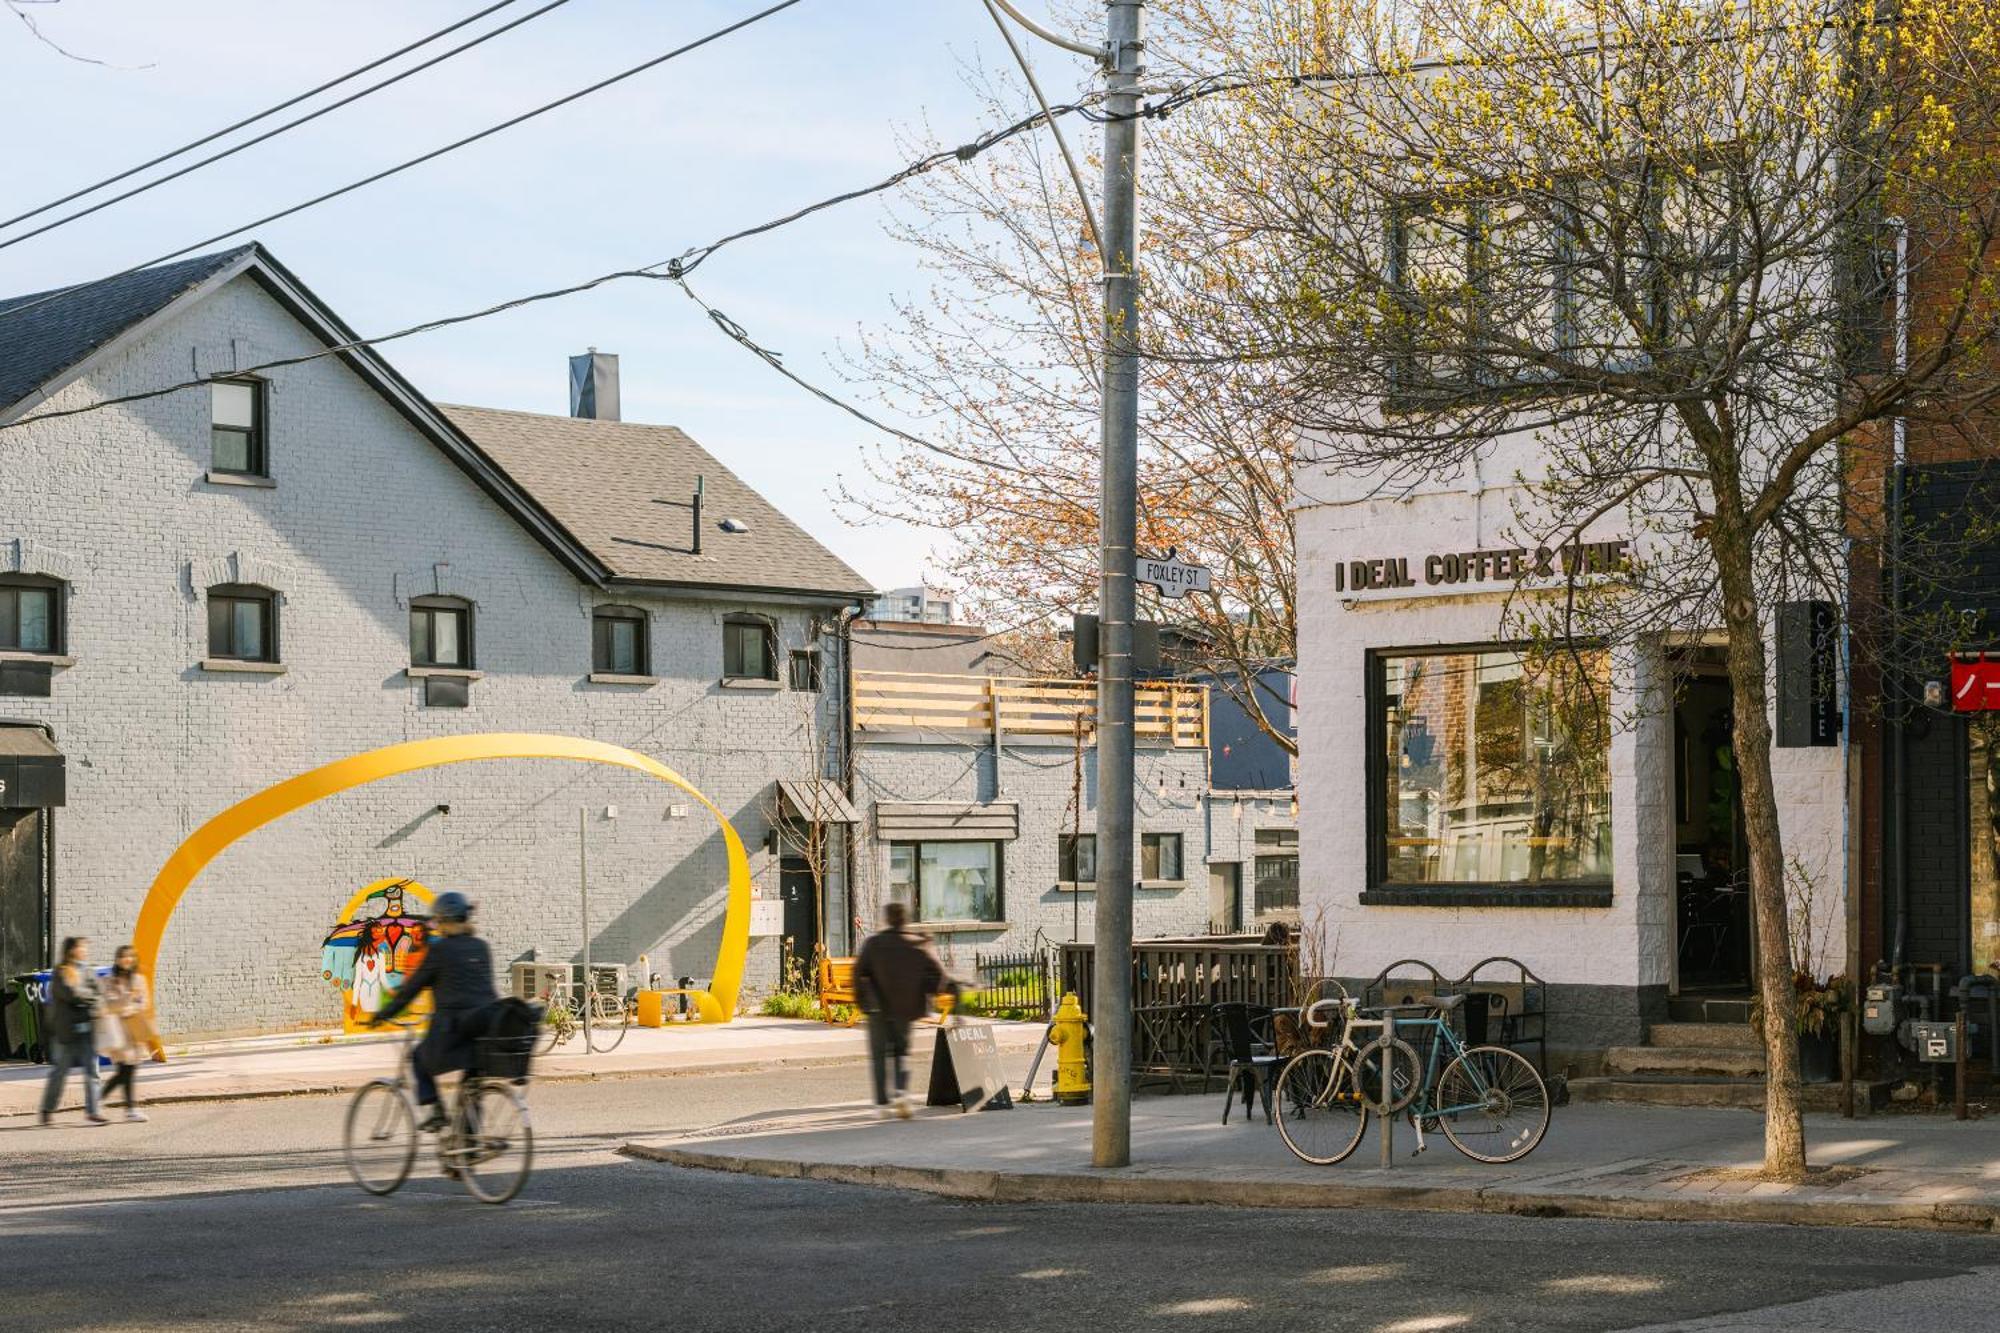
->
[1050, 992, 1092, 1105]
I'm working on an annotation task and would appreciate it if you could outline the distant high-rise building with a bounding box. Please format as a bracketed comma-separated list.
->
[867, 584, 957, 625]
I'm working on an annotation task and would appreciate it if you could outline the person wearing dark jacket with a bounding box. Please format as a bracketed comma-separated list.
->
[853, 902, 955, 1118]
[39, 936, 108, 1126]
[369, 891, 498, 1130]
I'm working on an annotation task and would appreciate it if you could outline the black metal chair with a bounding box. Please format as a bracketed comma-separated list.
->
[1214, 1002, 1281, 1125]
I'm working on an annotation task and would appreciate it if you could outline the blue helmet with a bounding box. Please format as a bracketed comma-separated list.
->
[432, 891, 473, 922]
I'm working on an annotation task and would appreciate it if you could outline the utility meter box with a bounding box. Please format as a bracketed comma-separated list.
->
[1862, 984, 1900, 1036]
[1909, 1019, 1959, 1063]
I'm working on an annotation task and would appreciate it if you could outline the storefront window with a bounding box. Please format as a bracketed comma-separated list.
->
[888, 841, 1003, 924]
[1378, 647, 1612, 885]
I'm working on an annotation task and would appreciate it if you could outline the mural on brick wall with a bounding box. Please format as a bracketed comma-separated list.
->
[320, 878, 434, 1032]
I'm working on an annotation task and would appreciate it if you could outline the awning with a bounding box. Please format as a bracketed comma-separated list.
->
[777, 778, 860, 825]
[0, 725, 64, 808]
[873, 801, 1019, 841]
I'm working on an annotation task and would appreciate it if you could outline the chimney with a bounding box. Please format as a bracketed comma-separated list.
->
[568, 349, 620, 421]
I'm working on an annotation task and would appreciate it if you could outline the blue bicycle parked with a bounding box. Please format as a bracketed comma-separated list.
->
[1274, 989, 1551, 1166]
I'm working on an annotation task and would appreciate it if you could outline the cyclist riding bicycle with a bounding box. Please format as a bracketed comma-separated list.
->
[367, 890, 498, 1132]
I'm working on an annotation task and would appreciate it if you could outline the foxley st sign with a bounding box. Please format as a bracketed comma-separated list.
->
[1335, 539, 1632, 593]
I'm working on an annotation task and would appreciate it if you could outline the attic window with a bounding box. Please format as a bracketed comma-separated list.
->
[210, 379, 266, 476]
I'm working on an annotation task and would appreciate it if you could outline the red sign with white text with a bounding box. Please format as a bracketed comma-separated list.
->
[1950, 657, 2000, 712]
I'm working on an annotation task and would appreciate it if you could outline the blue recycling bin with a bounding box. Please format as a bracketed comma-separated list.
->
[11, 966, 115, 1065]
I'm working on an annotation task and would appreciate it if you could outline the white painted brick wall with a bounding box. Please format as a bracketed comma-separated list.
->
[1295, 480, 1847, 992]
[0, 274, 849, 1035]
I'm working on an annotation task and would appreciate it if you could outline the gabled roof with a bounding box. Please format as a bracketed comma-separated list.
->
[0, 246, 257, 413]
[440, 404, 871, 600]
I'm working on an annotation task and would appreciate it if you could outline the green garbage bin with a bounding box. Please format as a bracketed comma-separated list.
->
[5, 972, 46, 1063]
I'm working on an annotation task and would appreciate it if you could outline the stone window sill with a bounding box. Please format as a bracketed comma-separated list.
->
[203, 470, 276, 489]
[1054, 881, 1095, 894]
[406, 666, 485, 680]
[719, 677, 781, 691]
[1359, 884, 1613, 909]
[200, 658, 285, 675]
[588, 672, 658, 686]
[0, 651, 73, 668]
[914, 919, 1005, 934]
[1140, 880, 1187, 891]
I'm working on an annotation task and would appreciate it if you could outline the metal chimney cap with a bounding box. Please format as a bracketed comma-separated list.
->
[568, 350, 621, 421]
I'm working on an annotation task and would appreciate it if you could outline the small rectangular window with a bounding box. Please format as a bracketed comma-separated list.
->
[1141, 832, 1183, 882]
[210, 380, 265, 476]
[1059, 833, 1096, 884]
[0, 583, 57, 653]
[788, 649, 820, 692]
[410, 603, 470, 669]
[724, 617, 775, 680]
[1253, 828, 1300, 913]
[592, 607, 648, 676]
[207, 587, 275, 662]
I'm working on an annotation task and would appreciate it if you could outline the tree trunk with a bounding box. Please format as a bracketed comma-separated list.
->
[1714, 543, 1809, 1182]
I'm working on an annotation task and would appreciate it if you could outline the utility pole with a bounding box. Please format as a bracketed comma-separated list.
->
[1092, 0, 1144, 1170]
[985, 0, 1144, 1168]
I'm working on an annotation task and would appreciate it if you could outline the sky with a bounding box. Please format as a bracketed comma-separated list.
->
[0, 0, 1095, 588]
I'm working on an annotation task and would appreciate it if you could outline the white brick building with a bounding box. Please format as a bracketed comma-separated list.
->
[0, 245, 870, 1040]
[1295, 444, 1846, 1058]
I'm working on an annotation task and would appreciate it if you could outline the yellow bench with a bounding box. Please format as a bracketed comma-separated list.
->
[818, 956, 954, 1023]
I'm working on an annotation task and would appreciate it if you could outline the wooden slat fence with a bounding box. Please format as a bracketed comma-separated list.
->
[854, 671, 1207, 749]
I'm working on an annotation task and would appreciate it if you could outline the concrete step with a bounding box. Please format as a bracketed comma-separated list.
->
[1668, 996, 1754, 1024]
[1605, 1045, 1767, 1078]
[1568, 1075, 1884, 1113]
[1646, 1022, 1760, 1051]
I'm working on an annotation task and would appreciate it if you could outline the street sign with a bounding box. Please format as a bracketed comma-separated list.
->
[1135, 551, 1211, 599]
[1952, 655, 2000, 712]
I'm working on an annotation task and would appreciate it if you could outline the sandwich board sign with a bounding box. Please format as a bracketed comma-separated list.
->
[925, 1018, 1014, 1112]
[1136, 550, 1212, 600]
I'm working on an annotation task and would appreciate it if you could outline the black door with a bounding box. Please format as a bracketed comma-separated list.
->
[0, 809, 46, 1059]
[779, 860, 819, 986]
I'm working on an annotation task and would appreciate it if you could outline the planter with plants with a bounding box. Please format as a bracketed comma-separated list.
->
[1751, 971, 1850, 1084]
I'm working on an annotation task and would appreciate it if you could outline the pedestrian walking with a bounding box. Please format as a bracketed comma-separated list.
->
[99, 945, 154, 1122]
[39, 936, 109, 1127]
[852, 902, 955, 1119]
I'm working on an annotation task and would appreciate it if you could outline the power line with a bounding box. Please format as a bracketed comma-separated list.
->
[0, 0, 574, 254]
[0, 0, 526, 232]
[0, 90, 1105, 433]
[0, 0, 813, 326]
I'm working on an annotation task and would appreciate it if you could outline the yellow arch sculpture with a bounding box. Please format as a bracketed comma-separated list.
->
[133, 733, 752, 1032]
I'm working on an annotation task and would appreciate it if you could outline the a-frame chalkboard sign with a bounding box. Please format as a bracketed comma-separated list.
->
[925, 1018, 1014, 1112]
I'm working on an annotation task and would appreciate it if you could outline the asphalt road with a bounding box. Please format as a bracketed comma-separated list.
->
[4, 1058, 1996, 1333]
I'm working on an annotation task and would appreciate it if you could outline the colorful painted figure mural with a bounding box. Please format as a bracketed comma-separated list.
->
[320, 878, 435, 1032]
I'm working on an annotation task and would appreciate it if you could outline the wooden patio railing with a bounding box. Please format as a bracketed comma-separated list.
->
[853, 670, 1207, 749]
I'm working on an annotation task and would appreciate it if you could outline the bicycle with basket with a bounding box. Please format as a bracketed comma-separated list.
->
[342, 1012, 540, 1204]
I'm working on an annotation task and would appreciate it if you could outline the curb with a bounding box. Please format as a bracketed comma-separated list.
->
[620, 1143, 2000, 1234]
[0, 1050, 884, 1118]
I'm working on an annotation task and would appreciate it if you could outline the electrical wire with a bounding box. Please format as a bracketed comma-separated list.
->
[0, 0, 574, 254]
[0, 0, 813, 325]
[0, 88, 1106, 433]
[0, 0, 527, 233]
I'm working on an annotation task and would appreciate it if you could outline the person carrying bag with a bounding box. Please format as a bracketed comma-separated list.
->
[40, 936, 109, 1126]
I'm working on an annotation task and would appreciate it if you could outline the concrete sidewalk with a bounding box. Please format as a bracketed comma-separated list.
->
[624, 1089, 2000, 1232]
[2, 1015, 1047, 1117]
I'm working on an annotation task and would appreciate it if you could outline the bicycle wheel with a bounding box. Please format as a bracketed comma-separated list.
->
[585, 995, 629, 1053]
[1354, 1036, 1422, 1114]
[452, 1080, 534, 1204]
[1274, 1049, 1368, 1166]
[343, 1079, 417, 1195]
[1436, 1045, 1551, 1164]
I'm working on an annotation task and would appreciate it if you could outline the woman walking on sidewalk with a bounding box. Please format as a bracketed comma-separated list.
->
[39, 936, 109, 1126]
[99, 945, 153, 1122]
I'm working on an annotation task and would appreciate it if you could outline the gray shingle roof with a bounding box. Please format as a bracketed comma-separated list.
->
[440, 404, 870, 599]
[0, 246, 255, 413]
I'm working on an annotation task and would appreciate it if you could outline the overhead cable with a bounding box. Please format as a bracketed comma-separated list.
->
[0, 0, 812, 325]
[0, 0, 528, 232]
[0, 0, 575, 254]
